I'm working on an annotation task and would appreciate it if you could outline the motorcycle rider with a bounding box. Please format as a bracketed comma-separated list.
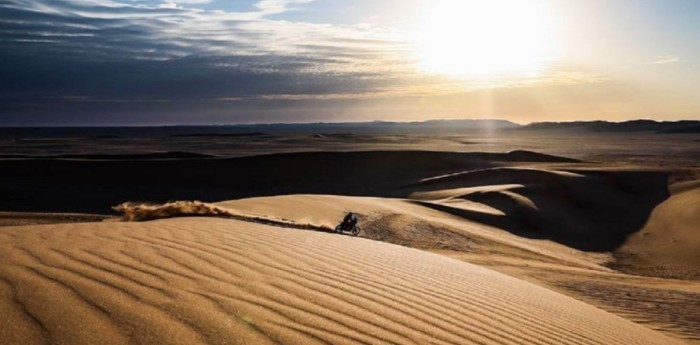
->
[342, 212, 358, 229]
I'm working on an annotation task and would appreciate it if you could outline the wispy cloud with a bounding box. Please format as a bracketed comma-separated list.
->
[651, 55, 680, 65]
[254, 0, 315, 16]
[159, 0, 313, 16]
[159, 0, 213, 9]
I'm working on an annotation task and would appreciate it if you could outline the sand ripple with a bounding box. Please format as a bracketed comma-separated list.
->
[0, 218, 682, 345]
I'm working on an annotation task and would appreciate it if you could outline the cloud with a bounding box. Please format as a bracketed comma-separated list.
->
[0, 0, 605, 124]
[651, 55, 680, 65]
[159, 0, 212, 9]
[254, 0, 315, 16]
[0, 0, 414, 96]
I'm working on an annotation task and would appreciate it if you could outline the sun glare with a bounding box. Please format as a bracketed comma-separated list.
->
[417, 0, 553, 78]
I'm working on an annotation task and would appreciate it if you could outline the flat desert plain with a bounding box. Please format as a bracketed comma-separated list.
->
[0, 132, 698, 344]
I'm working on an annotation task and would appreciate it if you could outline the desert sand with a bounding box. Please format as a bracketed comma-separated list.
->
[0, 217, 685, 345]
[1, 143, 699, 344]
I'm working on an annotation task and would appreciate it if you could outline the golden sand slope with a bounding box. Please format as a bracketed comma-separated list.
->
[0, 218, 681, 345]
[216, 195, 700, 343]
[217, 195, 611, 271]
[616, 180, 700, 278]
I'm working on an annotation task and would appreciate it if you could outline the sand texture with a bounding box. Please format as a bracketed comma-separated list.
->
[0, 217, 684, 345]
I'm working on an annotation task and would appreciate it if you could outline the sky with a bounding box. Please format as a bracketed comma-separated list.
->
[1, 0, 699, 125]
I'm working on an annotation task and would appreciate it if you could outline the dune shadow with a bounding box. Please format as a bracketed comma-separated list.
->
[412, 169, 671, 252]
[413, 200, 544, 239]
[0, 150, 572, 214]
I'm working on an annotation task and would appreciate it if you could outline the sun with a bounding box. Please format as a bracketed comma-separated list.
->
[417, 0, 553, 78]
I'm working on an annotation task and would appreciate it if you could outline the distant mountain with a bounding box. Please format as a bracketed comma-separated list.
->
[2, 119, 699, 139]
[0, 119, 520, 139]
[243, 119, 520, 132]
[518, 120, 700, 133]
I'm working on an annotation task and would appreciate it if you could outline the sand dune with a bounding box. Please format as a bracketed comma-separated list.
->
[399, 165, 700, 279]
[1, 148, 698, 344]
[112, 158, 696, 277]
[403, 167, 671, 251]
[212, 194, 700, 342]
[0, 217, 682, 345]
[615, 180, 700, 278]
[215, 195, 611, 271]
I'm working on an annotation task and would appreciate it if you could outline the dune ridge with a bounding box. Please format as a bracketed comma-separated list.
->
[0, 217, 682, 345]
[404, 166, 672, 251]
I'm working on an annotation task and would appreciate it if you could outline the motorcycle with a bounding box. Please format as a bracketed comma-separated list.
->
[334, 220, 360, 236]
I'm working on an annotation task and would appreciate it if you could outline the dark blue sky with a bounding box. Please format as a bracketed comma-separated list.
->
[1, 0, 699, 125]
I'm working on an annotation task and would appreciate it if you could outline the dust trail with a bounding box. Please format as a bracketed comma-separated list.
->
[113, 201, 334, 233]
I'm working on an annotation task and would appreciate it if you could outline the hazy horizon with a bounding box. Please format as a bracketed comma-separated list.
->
[1, 117, 698, 129]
